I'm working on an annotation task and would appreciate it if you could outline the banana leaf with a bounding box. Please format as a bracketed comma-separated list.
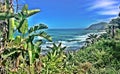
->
[18, 19, 28, 34]
[27, 9, 40, 17]
[0, 12, 14, 20]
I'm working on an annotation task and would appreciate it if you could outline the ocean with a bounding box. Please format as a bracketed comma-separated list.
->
[39, 29, 99, 52]
[14, 29, 102, 52]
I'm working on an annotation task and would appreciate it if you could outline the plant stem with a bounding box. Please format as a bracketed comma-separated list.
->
[28, 50, 34, 74]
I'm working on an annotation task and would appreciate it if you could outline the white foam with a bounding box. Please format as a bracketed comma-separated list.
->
[41, 31, 107, 52]
[36, 36, 44, 39]
[74, 35, 88, 42]
[58, 41, 67, 44]
[74, 31, 107, 42]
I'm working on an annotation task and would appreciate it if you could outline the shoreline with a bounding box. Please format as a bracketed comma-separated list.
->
[40, 30, 107, 55]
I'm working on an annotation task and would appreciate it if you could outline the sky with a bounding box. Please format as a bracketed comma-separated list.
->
[19, 0, 120, 29]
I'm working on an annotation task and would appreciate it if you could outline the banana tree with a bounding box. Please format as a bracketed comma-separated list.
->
[9, 4, 40, 40]
[0, 2, 51, 74]
[0, 2, 40, 40]
[2, 23, 52, 73]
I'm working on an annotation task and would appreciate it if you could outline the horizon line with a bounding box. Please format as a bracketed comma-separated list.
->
[47, 28, 86, 29]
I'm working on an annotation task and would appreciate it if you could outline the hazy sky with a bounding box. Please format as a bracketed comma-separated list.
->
[19, 0, 120, 29]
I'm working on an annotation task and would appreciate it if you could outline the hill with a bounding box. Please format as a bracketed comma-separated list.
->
[86, 22, 109, 30]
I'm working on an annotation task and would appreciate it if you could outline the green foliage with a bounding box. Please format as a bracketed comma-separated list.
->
[0, 13, 14, 20]
[41, 43, 66, 74]
[0, 2, 50, 74]
[110, 17, 120, 28]
[86, 34, 98, 46]
[18, 19, 28, 34]
[14, 5, 40, 36]
[75, 38, 120, 73]
[28, 24, 48, 34]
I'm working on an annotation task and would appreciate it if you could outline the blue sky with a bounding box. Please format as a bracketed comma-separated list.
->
[19, 0, 120, 29]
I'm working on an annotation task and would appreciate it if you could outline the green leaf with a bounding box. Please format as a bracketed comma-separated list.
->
[46, 35, 52, 42]
[53, 43, 58, 50]
[23, 42, 27, 50]
[28, 42, 36, 64]
[34, 46, 41, 53]
[38, 24, 48, 29]
[40, 31, 46, 36]
[22, 4, 28, 13]
[28, 50, 33, 65]
[28, 42, 32, 50]
[14, 20, 19, 29]
[34, 40, 43, 46]
[27, 9, 40, 17]
[8, 18, 15, 40]
[27, 36, 34, 43]
[28, 24, 48, 34]
[39, 32, 52, 41]
[13, 36, 21, 45]
[15, 12, 23, 21]
[18, 19, 28, 34]
[0, 12, 14, 20]
[34, 25, 39, 30]
[58, 43, 62, 47]
[28, 27, 34, 34]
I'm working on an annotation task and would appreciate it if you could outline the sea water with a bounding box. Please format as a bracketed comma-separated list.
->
[14, 29, 102, 52]
[40, 29, 99, 52]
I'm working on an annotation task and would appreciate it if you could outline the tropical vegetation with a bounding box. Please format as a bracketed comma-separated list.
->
[0, 0, 120, 74]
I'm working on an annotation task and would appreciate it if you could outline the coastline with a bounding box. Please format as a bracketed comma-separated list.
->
[40, 30, 107, 54]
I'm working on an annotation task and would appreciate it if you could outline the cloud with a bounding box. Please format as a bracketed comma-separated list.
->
[87, 0, 120, 16]
[88, 0, 118, 10]
[97, 9, 119, 15]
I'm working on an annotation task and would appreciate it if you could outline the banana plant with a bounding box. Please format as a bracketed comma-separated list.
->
[2, 24, 52, 73]
[9, 4, 40, 39]
[14, 4, 40, 34]
[25, 24, 52, 74]
[0, 2, 40, 40]
[42, 43, 66, 74]
[1, 2, 51, 74]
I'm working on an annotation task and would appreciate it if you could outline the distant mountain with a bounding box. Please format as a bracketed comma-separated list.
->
[86, 22, 109, 30]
